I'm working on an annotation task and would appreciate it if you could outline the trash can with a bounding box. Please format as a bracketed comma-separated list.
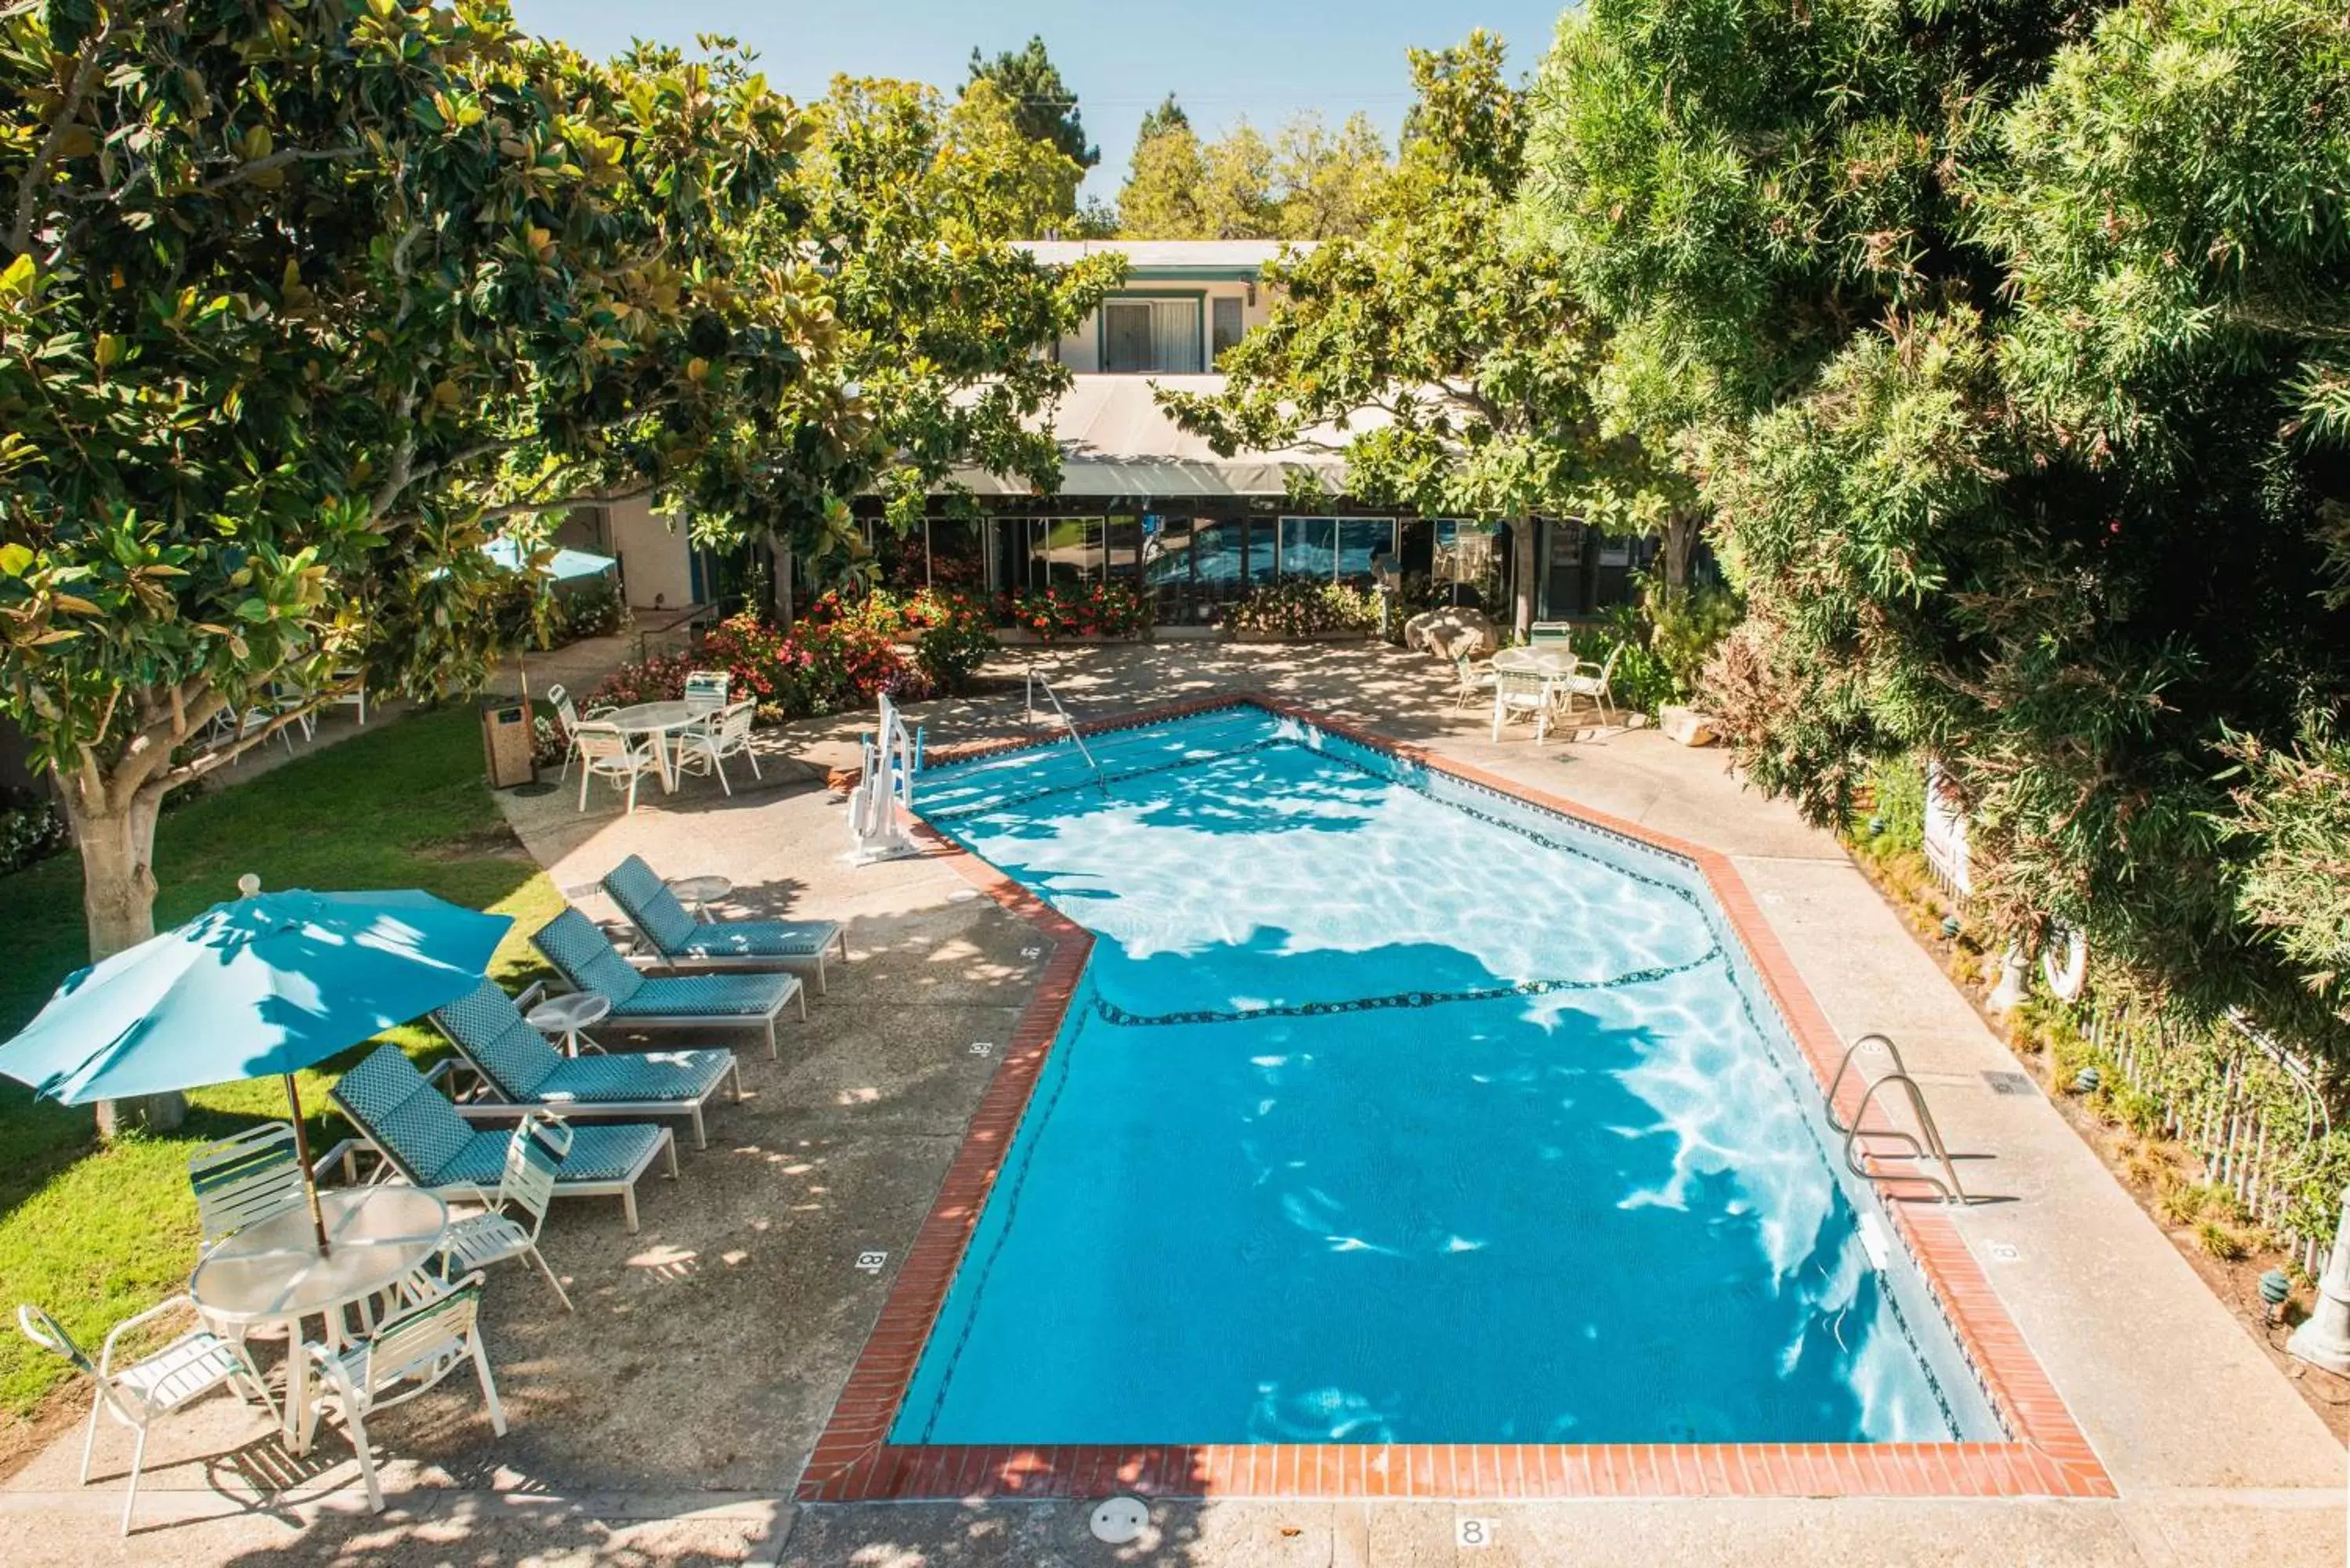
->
[481, 698, 536, 789]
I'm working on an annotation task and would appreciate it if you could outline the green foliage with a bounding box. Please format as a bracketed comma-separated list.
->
[0, 786, 66, 876]
[2218, 724, 2350, 1017]
[1862, 757, 1927, 858]
[761, 78, 1123, 578]
[0, 4, 859, 948]
[1520, 0, 2350, 1031]
[1163, 34, 1612, 547]
[1116, 110, 1390, 242]
[1225, 580, 1381, 639]
[966, 34, 1098, 208]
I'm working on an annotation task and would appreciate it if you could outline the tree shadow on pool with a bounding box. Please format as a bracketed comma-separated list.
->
[906, 936, 1959, 1454]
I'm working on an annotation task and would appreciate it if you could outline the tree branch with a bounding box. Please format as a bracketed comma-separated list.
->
[7, 20, 108, 259]
[195, 145, 365, 193]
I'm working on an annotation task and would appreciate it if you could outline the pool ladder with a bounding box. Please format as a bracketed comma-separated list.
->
[1025, 668, 1106, 795]
[1827, 1033, 1969, 1205]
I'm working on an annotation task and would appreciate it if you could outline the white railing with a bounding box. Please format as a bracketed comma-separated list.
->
[1026, 669, 1104, 794]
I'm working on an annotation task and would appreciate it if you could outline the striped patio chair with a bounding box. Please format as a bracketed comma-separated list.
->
[429, 978, 740, 1149]
[328, 1045, 678, 1233]
[602, 854, 848, 993]
[531, 907, 804, 1060]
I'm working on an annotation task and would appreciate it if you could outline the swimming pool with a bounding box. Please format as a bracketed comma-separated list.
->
[886, 704, 1997, 1451]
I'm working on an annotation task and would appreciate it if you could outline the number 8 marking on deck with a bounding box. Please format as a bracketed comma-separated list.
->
[1457, 1518, 1492, 1548]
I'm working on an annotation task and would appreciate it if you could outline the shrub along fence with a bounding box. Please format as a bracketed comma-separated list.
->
[2079, 999, 2340, 1277]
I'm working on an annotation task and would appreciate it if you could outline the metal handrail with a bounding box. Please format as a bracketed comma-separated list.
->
[1026, 669, 1104, 793]
[1825, 1032, 1907, 1135]
[1828, 1033, 1969, 1205]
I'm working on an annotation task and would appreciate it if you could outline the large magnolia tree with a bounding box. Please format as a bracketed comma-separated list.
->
[736, 75, 1123, 580]
[1520, 0, 2350, 1030]
[0, 5, 859, 1005]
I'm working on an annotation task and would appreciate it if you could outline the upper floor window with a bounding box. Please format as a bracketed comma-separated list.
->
[1211, 296, 1245, 366]
[1101, 297, 1203, 374]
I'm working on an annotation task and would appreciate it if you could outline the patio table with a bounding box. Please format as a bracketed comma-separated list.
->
[190, 1185, 448, 1454]
[665, 875, 733, 920]
[598, 700, 707, 793]
[526, 990, 612, 1057]
[1491, 646, 1579, 677]
[1491, 645, 1581, 714]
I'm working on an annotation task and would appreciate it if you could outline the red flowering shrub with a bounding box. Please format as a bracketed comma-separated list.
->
[996, 580, 1149, 641]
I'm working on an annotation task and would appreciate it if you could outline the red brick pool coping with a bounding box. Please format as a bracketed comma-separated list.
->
[798, 694, 2113, 1503]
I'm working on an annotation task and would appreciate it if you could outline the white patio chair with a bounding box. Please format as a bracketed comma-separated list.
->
[1491, 667, 1555, 743]
[16, 1299, 278, 1534]
[300, 1271, 504, 1514]
[1556, 643, 1625, 726]
[682, 670, 730, 713]
[675, 700, 760, 797]
[188, 1122, 310, 1255]
[1449, 647, 1499, 711]
[546, 684, 615, 782]
[573, 724, 660, 815]
[331, 669, 369, 725]
[435, 1114, 575, 1311]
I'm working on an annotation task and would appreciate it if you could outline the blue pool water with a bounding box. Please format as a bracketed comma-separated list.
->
[895, 706, 1995, 1447]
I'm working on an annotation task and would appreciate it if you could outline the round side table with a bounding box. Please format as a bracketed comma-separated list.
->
[526, 990, 612, 1057]
[666, 874, 734, 920]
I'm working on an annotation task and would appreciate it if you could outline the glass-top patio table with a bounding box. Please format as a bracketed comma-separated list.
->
[190, 1185, 448, 1453]
[598, 700, 708, 793]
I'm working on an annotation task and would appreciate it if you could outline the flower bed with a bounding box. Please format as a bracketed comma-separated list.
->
[995, 581, 1150, 642]
[1222, 580, 1380, 640]
[577, 591, 997, 730]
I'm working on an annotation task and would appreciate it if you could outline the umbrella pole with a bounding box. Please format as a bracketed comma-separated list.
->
[283, 1073, 331, 1255]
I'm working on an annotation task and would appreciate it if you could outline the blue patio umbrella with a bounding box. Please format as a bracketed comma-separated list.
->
[482, 538, 616, 582]
[0, 888, 512, 1250]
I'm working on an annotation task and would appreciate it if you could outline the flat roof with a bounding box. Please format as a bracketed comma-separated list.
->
[1015, 238, 1310, 278]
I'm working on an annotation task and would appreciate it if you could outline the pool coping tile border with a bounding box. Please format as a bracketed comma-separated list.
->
[797, 693, 2113, 1504]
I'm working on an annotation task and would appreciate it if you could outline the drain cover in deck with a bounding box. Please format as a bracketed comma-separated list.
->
[1982, 1070, 2037, 1095]
[1090, 1497, 1149, 1544]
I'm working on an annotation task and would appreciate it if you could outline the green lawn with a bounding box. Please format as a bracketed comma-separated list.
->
[0, 706, 562, 1429]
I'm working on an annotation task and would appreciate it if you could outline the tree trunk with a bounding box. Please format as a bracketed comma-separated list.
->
[1510, 514, 1537, 638]
[62, 781, 185, 1136]
[1661, 510, 1700, 592]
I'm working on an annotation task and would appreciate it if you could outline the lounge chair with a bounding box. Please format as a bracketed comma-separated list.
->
[428, 977, 740, 1149]
[601, 854, 848, 993]
[532, 908, 804, 1060]
[327, 1045, 678, 1233]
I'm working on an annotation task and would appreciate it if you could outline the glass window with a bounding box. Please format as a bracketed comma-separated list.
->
[1102, 303, 1154, 374]
[1212, 296, 1245, 365]
[1336, 518, 1395, 580]
[1188, 520, 1248, 587]
[1279, 517, 1337, 579]
[1101, 297, 1203, 374]
[1103, 515, 1141, 581]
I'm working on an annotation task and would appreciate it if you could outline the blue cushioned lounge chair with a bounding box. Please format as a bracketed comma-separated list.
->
[602, 855, 848, 994]
[428, 979, 741, 1150]
[328, 1045, 678, 1233]
[531, 908, 804, 1060]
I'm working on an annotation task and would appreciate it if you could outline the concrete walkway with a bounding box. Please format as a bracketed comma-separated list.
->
[4, 640, 2337, 1566]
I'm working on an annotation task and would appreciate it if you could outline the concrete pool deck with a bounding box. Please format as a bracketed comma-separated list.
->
[0, 639, 2339, 1564]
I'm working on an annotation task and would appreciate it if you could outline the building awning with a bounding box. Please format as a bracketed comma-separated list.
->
[947, 374, 1388, 500]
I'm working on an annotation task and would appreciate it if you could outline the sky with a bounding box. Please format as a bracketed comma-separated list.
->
[509, 1, 1574, 200]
